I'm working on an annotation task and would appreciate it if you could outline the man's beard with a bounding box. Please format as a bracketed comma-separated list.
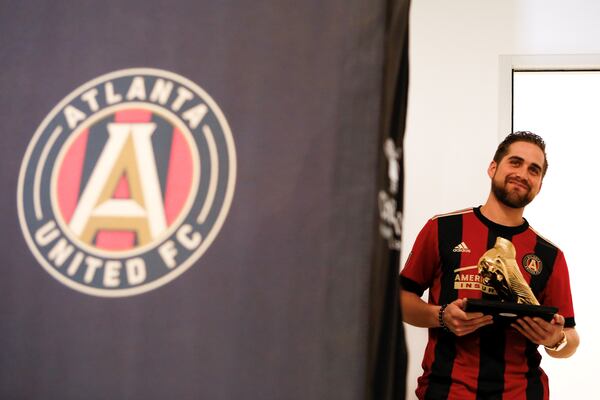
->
[491, 175, 534, 209]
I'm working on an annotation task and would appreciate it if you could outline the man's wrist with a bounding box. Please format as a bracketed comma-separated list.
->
[438, 304, 450, 332]
[545, 330, 567, 352]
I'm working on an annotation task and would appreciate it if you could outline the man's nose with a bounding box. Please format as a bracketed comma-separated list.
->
[514, 165, 529, 180]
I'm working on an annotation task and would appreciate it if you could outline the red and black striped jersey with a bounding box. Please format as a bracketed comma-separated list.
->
[401, 207, 575, 400]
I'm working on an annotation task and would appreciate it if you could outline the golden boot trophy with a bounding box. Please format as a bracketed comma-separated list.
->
[465, 237, 557, 321]
[478, 237, 539, 305]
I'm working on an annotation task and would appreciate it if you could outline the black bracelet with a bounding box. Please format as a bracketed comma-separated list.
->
[438, 304, 450, 332]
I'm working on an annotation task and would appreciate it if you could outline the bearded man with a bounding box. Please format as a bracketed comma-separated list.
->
[400, 131, 579, 400]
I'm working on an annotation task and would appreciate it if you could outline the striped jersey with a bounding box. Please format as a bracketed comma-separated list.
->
[400, 207, 575, 400]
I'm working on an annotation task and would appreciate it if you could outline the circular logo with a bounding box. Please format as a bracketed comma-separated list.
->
[522, 254, 543, 276]
[17, 68, 236, 297]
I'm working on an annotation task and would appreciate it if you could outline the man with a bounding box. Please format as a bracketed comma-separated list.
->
[400, 132, 579, 399]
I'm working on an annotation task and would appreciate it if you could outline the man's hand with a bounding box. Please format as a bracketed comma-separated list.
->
[511, 314, 564, 347]
[442, 298, 493, 336]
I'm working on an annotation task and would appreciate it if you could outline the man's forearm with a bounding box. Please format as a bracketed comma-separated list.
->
[545, 328, 579, 359]
[400, 290, 440, 328]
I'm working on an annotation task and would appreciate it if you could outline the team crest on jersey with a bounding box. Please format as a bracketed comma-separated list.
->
[522, 254, 543, 275]
[17, 68, 237, 297]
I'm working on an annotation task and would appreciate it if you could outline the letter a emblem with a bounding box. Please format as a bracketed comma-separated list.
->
[69, 122, 167, 246]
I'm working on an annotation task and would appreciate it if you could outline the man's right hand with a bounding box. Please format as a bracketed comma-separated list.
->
[441, 298, 493, 336]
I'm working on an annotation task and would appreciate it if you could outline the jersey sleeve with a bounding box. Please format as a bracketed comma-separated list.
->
[400, 218, 439, 297]
[539, 250, 576, 328]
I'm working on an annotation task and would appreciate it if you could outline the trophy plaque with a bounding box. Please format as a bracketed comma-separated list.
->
[464, 237, 557, 323]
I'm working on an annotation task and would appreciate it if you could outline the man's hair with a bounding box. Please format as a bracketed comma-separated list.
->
[493, 131, 548, 176]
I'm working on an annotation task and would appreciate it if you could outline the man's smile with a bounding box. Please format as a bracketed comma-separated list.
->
[507, 176, 530, 191]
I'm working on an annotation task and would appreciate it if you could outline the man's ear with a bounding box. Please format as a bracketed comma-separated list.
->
[487, 161, 497, 178]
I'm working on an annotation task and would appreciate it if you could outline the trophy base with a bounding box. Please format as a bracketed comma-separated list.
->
[465, 299, 558, 324]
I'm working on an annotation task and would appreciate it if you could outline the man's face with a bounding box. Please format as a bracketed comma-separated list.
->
[488, 141, 545, 209]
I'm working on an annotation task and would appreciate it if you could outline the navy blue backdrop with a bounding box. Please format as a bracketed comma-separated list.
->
[0, 1, 409, 399]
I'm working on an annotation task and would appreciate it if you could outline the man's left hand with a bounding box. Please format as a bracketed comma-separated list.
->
[511, 314, 565, 347]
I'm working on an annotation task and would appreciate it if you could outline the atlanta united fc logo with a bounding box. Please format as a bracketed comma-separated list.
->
[522, 253, 543, 276]
[17, 68, 236, 297]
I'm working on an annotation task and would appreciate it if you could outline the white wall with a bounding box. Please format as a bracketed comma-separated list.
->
[403, 0, 600, 398]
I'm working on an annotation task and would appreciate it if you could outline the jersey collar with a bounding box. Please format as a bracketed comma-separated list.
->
[473, 206, 530, 235]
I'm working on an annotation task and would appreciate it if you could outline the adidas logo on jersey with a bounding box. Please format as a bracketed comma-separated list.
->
[452, 242, 471, 253]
